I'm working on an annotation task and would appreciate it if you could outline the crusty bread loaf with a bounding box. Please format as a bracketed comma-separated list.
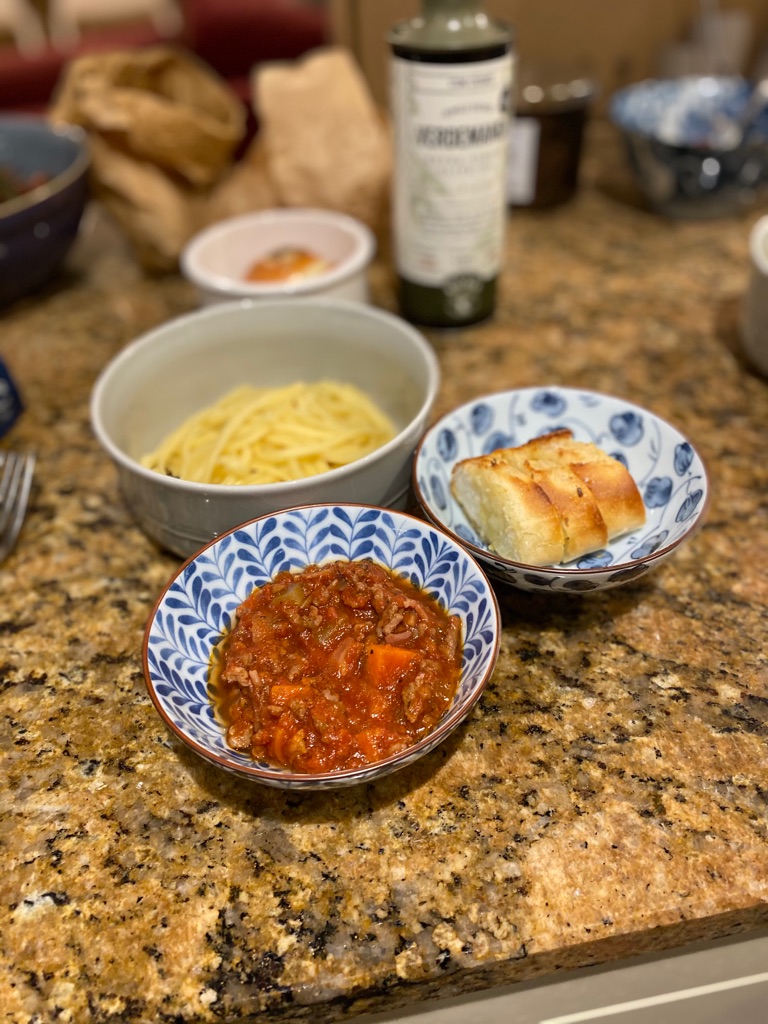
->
[450, 428, 646, 566]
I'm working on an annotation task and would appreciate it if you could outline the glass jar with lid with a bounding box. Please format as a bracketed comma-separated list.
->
[507, 60, 595, 209]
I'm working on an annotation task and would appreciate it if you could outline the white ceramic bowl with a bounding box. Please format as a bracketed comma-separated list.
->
[91, 299, 439, 558]
[413, 386, 710, 594]
[143, 504, 501, 790]
[180, 208, 376, 305]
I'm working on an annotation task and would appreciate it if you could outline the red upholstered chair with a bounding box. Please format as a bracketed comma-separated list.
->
[0, 19, 171, 111]
[178, 0, 328, 146]
[179, 0, 327, 105]
[0, 0, 327, 127]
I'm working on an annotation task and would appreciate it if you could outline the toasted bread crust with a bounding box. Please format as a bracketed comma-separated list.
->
[497, 437, 609, 562]
[450, 429, 646, 566]
[451, 452, 565, 565]
[543, 435, 647, 537]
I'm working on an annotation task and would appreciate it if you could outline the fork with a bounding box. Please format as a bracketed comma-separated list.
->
[0, 451, 35, 563]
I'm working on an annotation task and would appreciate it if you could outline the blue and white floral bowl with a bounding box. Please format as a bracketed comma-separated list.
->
[610, 76, 768, 217]
[413, 387, 709, 594]
[142, 504, 500, 789]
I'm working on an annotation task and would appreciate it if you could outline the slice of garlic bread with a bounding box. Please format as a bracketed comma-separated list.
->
[496, 432, 608, 562]
[451, 452, 565, 565]
[542, 435, 646, 538]
[520, 459, 609, 561]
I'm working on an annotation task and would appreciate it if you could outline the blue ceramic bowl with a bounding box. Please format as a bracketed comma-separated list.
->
[610, 76, 768, 217]
[413, 386, 710, 594]
[0, 116, 90, 306]
[142, 504, 501, 790]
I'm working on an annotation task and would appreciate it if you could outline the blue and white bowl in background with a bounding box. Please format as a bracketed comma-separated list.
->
[610, 76, 768, 217]
[143, 503, 501, 790]
[413, 386, 709, 594]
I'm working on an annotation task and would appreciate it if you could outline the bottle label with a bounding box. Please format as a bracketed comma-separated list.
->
[391, 53, 512, 295]
[506, 116, 540, 205]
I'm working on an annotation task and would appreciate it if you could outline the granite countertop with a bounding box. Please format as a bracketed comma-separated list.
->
[1, 124, 767, 1024]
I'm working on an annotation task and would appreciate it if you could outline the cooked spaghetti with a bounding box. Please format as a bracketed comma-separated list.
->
[140, 380, 397, 485]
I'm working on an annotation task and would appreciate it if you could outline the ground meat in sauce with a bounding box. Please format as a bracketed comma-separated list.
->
[211, 559, 463, 773]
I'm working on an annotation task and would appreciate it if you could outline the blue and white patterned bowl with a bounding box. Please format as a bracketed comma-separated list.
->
[413, 387, 710, 594]
[142, 503, 501, 789]
[610, 76, 768, 217]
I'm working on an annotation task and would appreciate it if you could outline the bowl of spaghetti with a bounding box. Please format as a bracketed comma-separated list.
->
[90, 298, 440, 557]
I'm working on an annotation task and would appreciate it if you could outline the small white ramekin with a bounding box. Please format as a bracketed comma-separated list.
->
[180, 207, 376, 306]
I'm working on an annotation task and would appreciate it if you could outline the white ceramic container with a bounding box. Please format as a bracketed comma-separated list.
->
[91, 298, 439, 558]
[180, 207, 376, 306]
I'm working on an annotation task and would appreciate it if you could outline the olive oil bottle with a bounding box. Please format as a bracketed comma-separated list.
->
[388, 0, 513, 328]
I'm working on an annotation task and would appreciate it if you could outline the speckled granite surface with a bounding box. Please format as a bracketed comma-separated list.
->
[1, 124, 767, 1024]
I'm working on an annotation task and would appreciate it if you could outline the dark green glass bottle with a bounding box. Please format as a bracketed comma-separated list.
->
[388, 0, 513, 328]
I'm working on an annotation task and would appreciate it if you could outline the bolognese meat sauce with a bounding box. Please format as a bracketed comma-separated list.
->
[212, 559, 463, 773]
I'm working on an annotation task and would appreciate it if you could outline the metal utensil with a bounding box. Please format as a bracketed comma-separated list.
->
[0, 450, 35, 562]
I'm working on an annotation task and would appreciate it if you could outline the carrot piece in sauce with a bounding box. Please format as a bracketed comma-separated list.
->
[268, 714, 295, 764]
[365, 643, 418, 687]
[355, 726, 404, 762]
